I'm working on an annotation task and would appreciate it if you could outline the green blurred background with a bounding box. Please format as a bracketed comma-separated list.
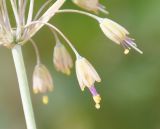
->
[0, 0, 160, 129]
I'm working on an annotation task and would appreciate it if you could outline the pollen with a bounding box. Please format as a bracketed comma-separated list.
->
[33, 89, 38, 94]
[124, 49, 130, 55]
[42, 95, 49, 105]
[95, 103, 101, 109]
[93, 94, 101, 109]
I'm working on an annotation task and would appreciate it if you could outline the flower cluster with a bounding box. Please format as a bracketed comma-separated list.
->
[0, 0, 142, 109]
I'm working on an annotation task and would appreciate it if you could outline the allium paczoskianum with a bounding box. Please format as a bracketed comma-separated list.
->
[0, 0, 143, 117]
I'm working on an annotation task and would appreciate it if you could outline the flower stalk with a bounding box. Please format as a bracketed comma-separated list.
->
[12, 45, 37, 129]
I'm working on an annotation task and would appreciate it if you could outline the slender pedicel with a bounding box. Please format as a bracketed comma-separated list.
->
[50, 29, 60, 43]
[34, 0, 52, 20]
[57, 9, 101, 21]
[24, 21, 80, 58]
[30, 39, 41, 65]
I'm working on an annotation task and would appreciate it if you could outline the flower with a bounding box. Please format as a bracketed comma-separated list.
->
[53, 43, 73, 75]
[99, 18, 143, 54]
[72, 0, 108, 14]
[75, 57, 101, 109]
[75, 57, 101, 90]
[33, 64, 54, 104]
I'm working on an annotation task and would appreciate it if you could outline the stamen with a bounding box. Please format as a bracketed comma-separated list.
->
[30, 39, 41, 65]
[121, 41, 130, 55]
[89, 86, 98, 96]
[93, 95, 101, 109]
[124, 49, 129, 55]
[89, 86, 101, 109]
[95, 103, 100, 109]
[42, 95, 49, 104]
[98, 4, 109, 14]
[34, 0, 52, 20]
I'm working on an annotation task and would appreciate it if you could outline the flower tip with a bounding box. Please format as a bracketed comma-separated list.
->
[95, 103, 101, 109]
[97, 78, 102, 83]
[80, 85, 85, 91]
[42, 95, 49, 105]
[93, 94, 101, 109]
[124, 49, 130, 55]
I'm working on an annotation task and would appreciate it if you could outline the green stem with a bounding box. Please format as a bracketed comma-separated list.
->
[57, 9, 102, 22]
[12, 45, 37, 129]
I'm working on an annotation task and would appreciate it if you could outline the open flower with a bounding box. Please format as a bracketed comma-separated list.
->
[75, 57, 102, 109]
[99, 18, 143, 54]
[33, 64, 54, 104]
[53, 43, 73, 75]
[72, 0, 108, 14]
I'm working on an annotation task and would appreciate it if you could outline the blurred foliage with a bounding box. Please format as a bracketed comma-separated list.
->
[0, 0, 160, 129]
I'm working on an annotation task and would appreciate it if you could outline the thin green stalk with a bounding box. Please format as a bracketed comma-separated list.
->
[12, 45, 37, 129]
[57, 9, 102, 22]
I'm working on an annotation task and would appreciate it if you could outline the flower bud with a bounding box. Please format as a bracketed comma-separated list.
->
[53, 43, 73, 75]
[99, 18, 143, 54]
[33, 64, 53, 93]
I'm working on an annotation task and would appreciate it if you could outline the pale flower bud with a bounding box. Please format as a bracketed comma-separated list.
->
[53, 43, 73, 75]
[75, 57, 101, 91]
[33, 64, 53, 94]
[99, 18, 143, 54]
[72, 0, 108, 14]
